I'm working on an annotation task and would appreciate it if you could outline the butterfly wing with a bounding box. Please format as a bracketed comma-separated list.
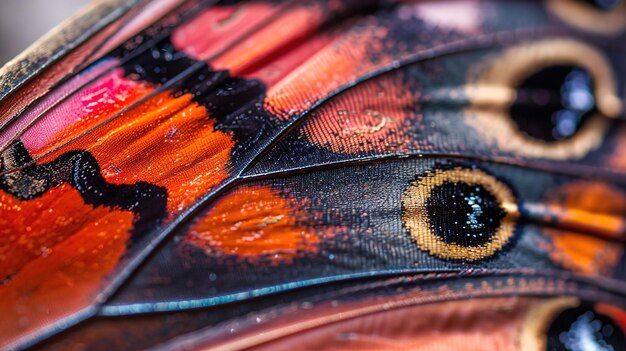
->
[1, 0, 626, 350]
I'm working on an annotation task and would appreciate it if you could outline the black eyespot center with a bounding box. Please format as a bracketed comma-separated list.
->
[547, 305, 626, 350]
[510, 65, 598, 142]
[579, 0, 623, 11]
[425, 181, 506, 247]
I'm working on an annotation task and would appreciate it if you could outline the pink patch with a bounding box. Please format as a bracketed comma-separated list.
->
[0, 59, 115, 150]
[18, 64, 147, 152]
[242, 32, 334, 87]
[413, 1, 481, 34]
[171, 3, 274, 61]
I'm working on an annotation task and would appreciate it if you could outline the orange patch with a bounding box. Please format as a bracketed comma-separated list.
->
[545, 182, 626, 275]
[0, 185, 127, 281]
[37, 91, 235, 216]
[549, 232, 620, 275]
[186, 185, 319, 263]
[0, 185, 134, 346]
[301, 75, 416, 154]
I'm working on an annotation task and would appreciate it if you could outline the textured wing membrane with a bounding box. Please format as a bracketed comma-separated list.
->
[35, 274, 626, 350]
[1, 0, 626, 349]
[248, 44, 626, 175]
[108, 158, 626, 307]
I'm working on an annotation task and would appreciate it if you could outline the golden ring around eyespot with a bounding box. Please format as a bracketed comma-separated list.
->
[547, 0, 626, 35]
[465, 39, 620, 160]
[401, 167, 519, 262]
[520, 297, 580, 351]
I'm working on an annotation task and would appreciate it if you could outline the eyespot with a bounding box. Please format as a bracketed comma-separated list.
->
[522, 298, 626, 350]
[547, 0, 626, 35]
[466, 39, 621, 160]
[401, 167, 519, 262]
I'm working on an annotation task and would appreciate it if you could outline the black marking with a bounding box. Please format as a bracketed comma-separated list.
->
[121, 39, 197, 84]
[0, 141, 167, 236]
[119, 38, 275, 156]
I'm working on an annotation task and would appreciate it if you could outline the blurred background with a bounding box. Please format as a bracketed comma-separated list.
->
[0, 0, 90, 65]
